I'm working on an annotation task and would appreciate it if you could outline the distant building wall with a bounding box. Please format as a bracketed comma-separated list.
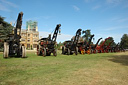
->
[20, 20, 39, 50]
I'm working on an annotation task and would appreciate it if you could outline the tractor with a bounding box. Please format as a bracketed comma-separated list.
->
[3, 12, 26, 58]
[62, 29, 82, 55]
[37, 24, 61, 57]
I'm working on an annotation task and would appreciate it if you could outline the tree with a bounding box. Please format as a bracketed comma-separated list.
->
[57, 42, 63, 50]
[120, 34, 128, 49]
[82, 29, 91, 42]
[0, 16, 13, 51]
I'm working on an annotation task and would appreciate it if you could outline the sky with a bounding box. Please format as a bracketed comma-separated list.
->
[0, 0, 128, 44]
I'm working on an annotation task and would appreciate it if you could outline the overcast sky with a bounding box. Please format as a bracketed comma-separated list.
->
[0, 0, 128, 43]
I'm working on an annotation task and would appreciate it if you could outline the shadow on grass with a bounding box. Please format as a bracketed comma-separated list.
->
[2, 55, 28, 59]
[109, 55, 128, 66]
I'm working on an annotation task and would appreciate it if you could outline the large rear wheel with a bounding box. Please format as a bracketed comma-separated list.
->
[22, 46, 26, 58]
[75, 47, 78, 55]
[3, 42, 9, 58]
[37, 45, 41, 56]
[67, 48, 70, 55]
[53, 49, 57, 56]
[42, 48, 46, 57]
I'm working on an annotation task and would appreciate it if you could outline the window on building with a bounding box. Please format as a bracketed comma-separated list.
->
[28, 34, 30, 37]
[28, 39, 30, 42]
[22, 33, 24, 36]
[33, 39, 37, 42]
[27, 44, 30, 48]
[33, 44, 37, 48]
[21, 38, 25, 42]
[33, 34, 37, 37]
[36, 35, 38, 37]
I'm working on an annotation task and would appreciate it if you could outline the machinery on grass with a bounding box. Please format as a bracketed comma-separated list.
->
[37, 24, 61, 57]
[111, 43, 120, 52]
[91, 38, 102, 54]
[3, 12, 26, 58]
[62, 29, 82, 55]
[105, 40, 113, 53]
[84, 34, 94, 54]
[96, 37, 111, 53]
[77, 34, 94, 54]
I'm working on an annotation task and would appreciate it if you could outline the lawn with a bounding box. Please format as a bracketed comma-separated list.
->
[0, 51, 128, 85]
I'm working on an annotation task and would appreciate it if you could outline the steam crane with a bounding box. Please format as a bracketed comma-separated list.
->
[3, 12, 26, 58]
[37, 24, 61, 57]
[91, 38, 102, 53]
[96, 37, 111, 53]
[112, 43, 119, 52]
[105, 40, 113, 53]
[62, 29, 82, 55]
[84, 34, 94, 54]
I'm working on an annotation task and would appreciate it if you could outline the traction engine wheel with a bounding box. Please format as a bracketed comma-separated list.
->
[67, 48, 70, 55]
[75, 47, 78, 55]
[53, 49, 57, 56]
[42, 48, 46, 57]
[3, 42, 9, 58]
[37, 45, 41, 56]
[22, 46, 26, 58]
[62, 46, 65, 54]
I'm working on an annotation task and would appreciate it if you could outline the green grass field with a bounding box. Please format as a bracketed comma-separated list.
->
[0, 51, 128, 85]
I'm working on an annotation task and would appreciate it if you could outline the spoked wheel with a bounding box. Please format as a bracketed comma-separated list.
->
[90, 49, 93, 54]
[3, 42, 9, 58]
[37, 45, 41, 56]
[53, 49, 57, 56]
[67, 48, 70, 55]
[42, 48, 46, 57]
[22, 46, 26, 58]
[75, 47, 78, 55]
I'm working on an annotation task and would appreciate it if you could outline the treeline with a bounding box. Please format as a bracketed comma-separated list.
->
[0, 16, 13, 51]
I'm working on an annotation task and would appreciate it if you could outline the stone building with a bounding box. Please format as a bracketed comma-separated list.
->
[20, 20, 39, 50]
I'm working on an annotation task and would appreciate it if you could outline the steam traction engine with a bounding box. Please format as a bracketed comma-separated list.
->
[37, 24, 61, 57]
[3, 12, 26, 58]
[62, 29, 82, 55]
